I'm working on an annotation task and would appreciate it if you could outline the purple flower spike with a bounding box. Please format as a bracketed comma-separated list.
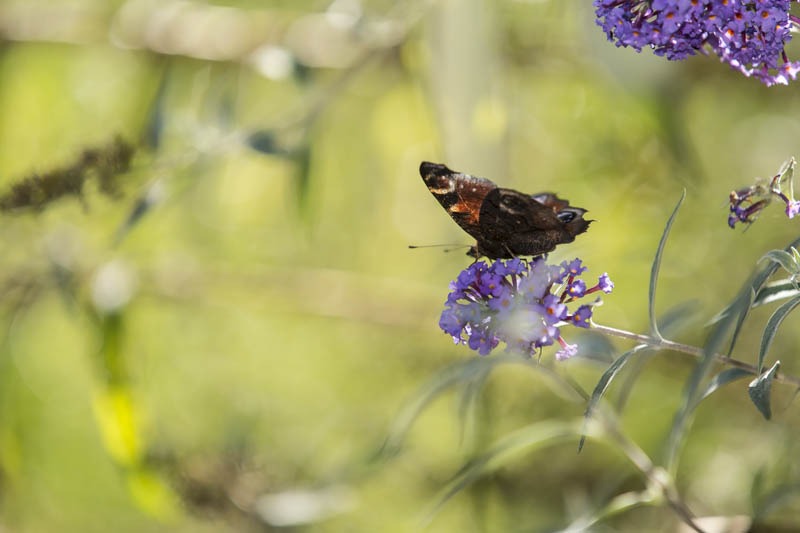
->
[438, 257, 612, 360]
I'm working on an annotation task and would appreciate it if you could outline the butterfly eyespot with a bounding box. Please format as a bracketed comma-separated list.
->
[557, 210, 578, 223]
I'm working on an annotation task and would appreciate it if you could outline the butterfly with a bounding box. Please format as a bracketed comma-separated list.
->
[420, 161, 591, 259]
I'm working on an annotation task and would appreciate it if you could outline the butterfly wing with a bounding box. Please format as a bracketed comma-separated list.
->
[420, 162, 591, 259]
[475, 189, 590, 258]
[420, 161, 497, 241]
[530, 192, 569, 212]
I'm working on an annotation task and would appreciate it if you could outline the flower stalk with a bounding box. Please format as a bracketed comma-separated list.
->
[592, 322, 800, 387]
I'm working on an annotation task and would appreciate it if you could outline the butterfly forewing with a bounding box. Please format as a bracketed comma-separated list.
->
[420, 161, 496, 241]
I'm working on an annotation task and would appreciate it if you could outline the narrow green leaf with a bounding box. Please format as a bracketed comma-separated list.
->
[658, 300, 701, 337]
[571, 332, 616, 363]
[760, 250, 799, 275]
[751, 467, 767, 518]
[293, 144, 313, 217]
[378, 352, 592, 463]
[710, 274, 785, 354]
[776, 157, 796, 193]
[426, 420, 583, 522]
[758, 296, 800, 373]
[113, 179, 166, 245]
[615, 350, 653, 413]
[709, 246, 800, 354]
[217, 93, 235, 129]
[611, 303, 696, 411]
[727, 288, 756, 355]
[293, 61, 313, 84]
[724, 235, 800, 354]
[564, 490, 656, 532]
[578, 345, 649, 452]
[753, 481, 800, 521]
[126, 469, 181, 520]
[753, 237, 800, 290]
[456, 366, 490, 448]
[99, 313, 126, 384]
[665, 236, 800, 472]
[704, 294, 738, 327]
[246, 130, 290, 156]
[378, 356, 501, 460]
[701, 368, 753, 400]
[748, 361, 781, 420]
[715, 235, 800, 326]
[663, 302, 735, 471]
[143, 69, 169, 151]
[649, 190, 685, 339]
[92, 386, 141, 465]
[753, 280, 800, 308]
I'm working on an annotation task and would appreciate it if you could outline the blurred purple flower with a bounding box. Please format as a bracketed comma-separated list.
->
[594, 0, 800, 86]
[555, 341, 579, 361]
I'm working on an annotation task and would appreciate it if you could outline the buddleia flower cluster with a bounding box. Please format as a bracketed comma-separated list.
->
[594, 0, 800, 86]
[728, 157, 800, 228]
[439, 258, 613, 360]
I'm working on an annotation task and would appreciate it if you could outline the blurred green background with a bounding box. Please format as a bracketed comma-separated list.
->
[1, 0, 800, 531]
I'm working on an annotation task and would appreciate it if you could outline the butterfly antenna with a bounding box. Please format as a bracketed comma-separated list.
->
[408, 243, 472, 254]
[443, 245, 472, 254]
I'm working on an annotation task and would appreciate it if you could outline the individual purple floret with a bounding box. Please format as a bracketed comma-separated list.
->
[786, 200, 800, 219]
[597, 273, 615, 294]
[555, 340, 579, 361]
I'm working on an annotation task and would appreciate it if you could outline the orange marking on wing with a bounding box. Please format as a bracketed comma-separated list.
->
[448, 180, 490, 226]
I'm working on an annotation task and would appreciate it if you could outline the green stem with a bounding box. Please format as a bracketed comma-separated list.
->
[592, 322, 800, 388]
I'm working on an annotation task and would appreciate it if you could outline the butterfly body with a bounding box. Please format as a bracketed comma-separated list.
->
[419, 162, 591, 259]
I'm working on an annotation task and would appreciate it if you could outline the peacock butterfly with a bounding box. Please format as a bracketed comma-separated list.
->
[419, 161, 591, 259]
